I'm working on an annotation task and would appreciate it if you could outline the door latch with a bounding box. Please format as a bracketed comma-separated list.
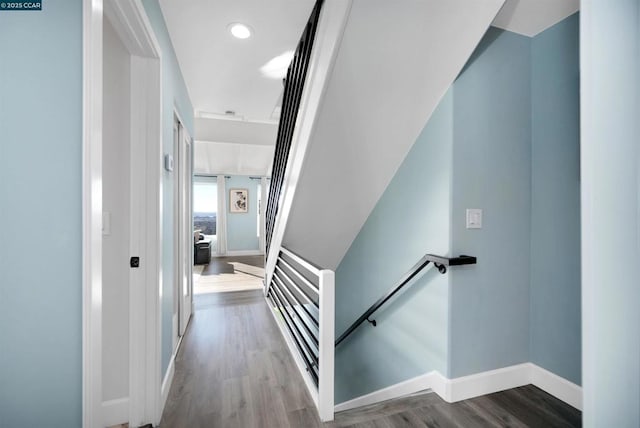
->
[130, 257, 140, 268]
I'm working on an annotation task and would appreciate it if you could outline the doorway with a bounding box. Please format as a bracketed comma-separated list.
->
[173, 114, 194, 340]
[191, 175, 266, 295]
[97, 2, 164, 427]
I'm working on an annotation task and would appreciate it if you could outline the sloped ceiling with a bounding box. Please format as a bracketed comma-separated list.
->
[493, 0, 580, 37]
[283, 0, 507, 270]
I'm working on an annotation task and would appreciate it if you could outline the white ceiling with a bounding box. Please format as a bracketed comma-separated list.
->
[194, 117, 277, 146]
[159, 0, 315, 123]
[492, 0, 580, 37]
[163, 0, 579, 188]
[159, 0, 579, 151]
[194, 141, 274, 176]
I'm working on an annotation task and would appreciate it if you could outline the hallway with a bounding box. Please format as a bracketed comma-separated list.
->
[160, 289, 581, 427]
[160, 290, 320, 427]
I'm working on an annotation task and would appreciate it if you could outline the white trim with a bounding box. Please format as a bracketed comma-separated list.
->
[104, 0, 159, 57]
[160, 354, 176, 414]
[145, 56, 163, 427]
[130, 54, 163, 427]
[223, 250, 264, 257]
[334, 372, 440, 413]
[280, 247, 321, 276]
[259, 177, 268, 254]
[102, 397, 129, 427]
[318, 270, 335, 422]
[265, 295, 319, 409]
[334, 363, 582, 413]
[83, 0, 103, 427]
[196, 110, 279, 125]
[103, 2, 164, 426]
[530, 364, 583, 410]
[174, 114, 194, 338]
[444, 363, 531, 402]
[265, 0, 353, 289]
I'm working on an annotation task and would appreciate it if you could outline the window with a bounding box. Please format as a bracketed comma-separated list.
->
[193, 178, 217, 236]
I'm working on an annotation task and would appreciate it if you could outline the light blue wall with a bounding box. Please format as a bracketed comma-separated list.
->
[225, 176, 260, 251]
[334, 91, 453, 403]
[334, 19, 582, 401]
[580, 1, 639, 426]
[142, 0, 195, 375]
[449, 27, 532, 377]
[0, 2, 83, 427]
[530, 14, 581, 385]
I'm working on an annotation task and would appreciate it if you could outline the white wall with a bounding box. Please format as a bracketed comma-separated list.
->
[102, 18, 131, 403]
[195, 117, 277, 146]
[194, 140, 275, 177]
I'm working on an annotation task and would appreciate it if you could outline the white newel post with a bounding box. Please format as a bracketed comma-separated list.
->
[318, 269, 335, 422]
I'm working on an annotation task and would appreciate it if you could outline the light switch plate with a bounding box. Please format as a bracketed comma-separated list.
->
[466, 209, 482, 229]
[164, 154, 174, 172]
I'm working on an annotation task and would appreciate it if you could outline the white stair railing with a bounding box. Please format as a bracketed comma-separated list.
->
[265, 247, 335, 422]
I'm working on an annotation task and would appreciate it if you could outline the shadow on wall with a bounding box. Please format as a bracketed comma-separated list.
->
[335, 267, 446, 403]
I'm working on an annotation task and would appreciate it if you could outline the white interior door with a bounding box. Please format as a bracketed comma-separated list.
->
[174, 115, 193, 338]
[180, 133, 193, 334]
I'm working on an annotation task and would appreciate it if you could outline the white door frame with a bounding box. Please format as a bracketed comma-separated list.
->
[173, 113, 194, 338]
[84, 1, 164, 427]
[181, 130, 194, 333]
[83, 1, 103, 426]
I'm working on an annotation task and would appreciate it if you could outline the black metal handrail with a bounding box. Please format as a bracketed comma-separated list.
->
[335, 254, 477, 347]
[265, 0, 324, 255]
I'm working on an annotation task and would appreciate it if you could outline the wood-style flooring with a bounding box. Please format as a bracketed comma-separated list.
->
[195, 256, 265, 294]
[159, 290, 581, 427]
[201, 255, 265, 276]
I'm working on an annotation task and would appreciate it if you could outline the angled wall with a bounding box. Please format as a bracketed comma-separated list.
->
[283, 0, 505, 271]
[0, 2, 83, 426]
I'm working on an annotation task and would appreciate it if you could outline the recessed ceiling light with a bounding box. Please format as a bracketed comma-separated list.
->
[229, 23, 252, 39]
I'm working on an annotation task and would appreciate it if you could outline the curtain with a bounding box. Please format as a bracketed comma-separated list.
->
[216, 175, 228, 255]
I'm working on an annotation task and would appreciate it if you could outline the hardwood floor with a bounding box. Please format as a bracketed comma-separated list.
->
[159, 290, 581, 427]
[201, 255, 265, 276]
[328, 385, 581, 427]
[195, 256, 265, 294]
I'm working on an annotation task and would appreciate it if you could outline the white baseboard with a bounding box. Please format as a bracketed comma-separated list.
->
[102, 397, 129, 427]
[335, 363, 582, 413]
[445, 363, 532, 403]
[160, 355, 176, 416]
[334, 371, 440, 412]
[530, 364, 582, 410]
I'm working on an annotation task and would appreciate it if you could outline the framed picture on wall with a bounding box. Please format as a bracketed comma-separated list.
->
[229, 188, 248, 213]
